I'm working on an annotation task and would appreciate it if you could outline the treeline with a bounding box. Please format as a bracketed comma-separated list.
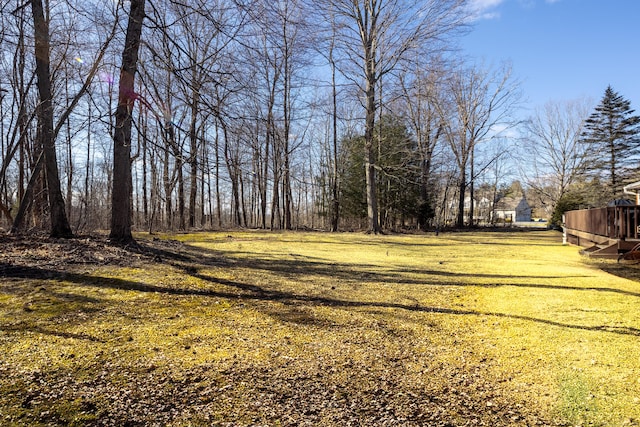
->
[0, 0, 637, 239]
[523, 86, 640, 226]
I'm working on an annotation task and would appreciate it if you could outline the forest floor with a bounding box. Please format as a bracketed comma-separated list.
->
[1, 230, 640, 426]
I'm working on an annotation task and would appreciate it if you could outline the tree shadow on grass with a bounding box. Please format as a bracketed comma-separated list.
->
[147, 243, 640, 299]
[196, 273, 640, 338]
[2, 322, 105, 342]
[597, 262, 640, 284]
[3, 259, 639, 339]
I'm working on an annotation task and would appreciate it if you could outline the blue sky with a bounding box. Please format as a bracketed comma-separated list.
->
[462, 0, 640, 117]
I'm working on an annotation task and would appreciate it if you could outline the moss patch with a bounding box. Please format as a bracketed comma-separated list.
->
[1, 230, 639, 425]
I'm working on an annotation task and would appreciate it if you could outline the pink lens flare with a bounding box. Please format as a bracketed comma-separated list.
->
[99, 71, 114, 85]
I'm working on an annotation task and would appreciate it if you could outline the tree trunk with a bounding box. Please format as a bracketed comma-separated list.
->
[83, 101, 92, 231]
[240, 172, 247, 227]
[457, 168, 466, 228]
[149, 148, 159, 233]
[364, 76, 380, 233]
[141, 111, 149, 227]
[271, 149, 281, 230]
[110, 0, 145, 243]
[65, 82, 74, 226]
[200, 126, 207, 228]
[282, 23, 292, 231]
[260, 132, 269, 229]
[214, 125, 222, 228]
[11, 153, 44, 234]
[176, 146, 185, 230]
[188, 104, 198, 229]
[17, 11, 27, 211]
[468, 148, 475, 226]
[330, 46, 340, 232]
[163, 135, 173, 230]
[31, 0, 72, 238]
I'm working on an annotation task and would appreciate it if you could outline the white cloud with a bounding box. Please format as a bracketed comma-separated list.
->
[517, 0, 536, 8]
[468, 0, 506, 21]
[468, 0, 560, 21]
[471, 0, 505, 8]
[488, 122, 521, 140]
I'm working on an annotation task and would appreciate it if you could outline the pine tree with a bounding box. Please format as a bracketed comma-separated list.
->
[338, 116, 422, 230]
[375, 115, 421, 229]
[338, 135, 368, 225]
[580, 86, 640, 200]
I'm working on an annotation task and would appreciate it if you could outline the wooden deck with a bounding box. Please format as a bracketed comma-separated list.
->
[564, 206, 640, 258]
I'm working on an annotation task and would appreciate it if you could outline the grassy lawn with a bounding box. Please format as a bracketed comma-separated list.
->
[1, 230, 639, 426]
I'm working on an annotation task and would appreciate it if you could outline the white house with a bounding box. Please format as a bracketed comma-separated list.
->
[493, 196, 532, 223]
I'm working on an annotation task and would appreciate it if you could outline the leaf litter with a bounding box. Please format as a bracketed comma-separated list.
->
[0, 232, 573, 426]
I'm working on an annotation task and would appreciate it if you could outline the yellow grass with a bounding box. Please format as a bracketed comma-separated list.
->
[1, 230, 639, 426]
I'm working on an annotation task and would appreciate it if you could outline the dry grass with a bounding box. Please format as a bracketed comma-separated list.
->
[1, 230, 639, 426]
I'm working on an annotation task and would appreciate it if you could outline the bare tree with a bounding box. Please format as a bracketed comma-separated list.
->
[7, 0, 118, 236]
[438, 62, 520, 228]
[0, 3, 34, 229]
[328, 28, 340, 232]
[522, 98, 591, 215]
[19, 0, 72, 237]
[241, 0, 310, 230]
[315, 0, 467, 233]
[398, 64, 447, 230]
[313, 8, 343, 231]
[110, 0, 146, 243]
[147, 0, 239, 230]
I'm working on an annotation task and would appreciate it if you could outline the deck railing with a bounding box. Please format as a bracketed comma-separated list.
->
[564, 206, 640, 241]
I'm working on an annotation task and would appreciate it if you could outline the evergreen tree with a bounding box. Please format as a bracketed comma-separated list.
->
[338, 115, 422, 230]
[580, 86, 640, 200]
[375, 115, 421, 229]
[339, 135, 368, 225]
[551, 190, 587, 228]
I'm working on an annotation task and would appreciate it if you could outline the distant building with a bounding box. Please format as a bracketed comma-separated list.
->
[493, 196, 532, 223]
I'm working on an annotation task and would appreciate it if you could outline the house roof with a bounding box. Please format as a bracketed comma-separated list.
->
[607, 199, 634, 206]
[494, 196, 528, 211]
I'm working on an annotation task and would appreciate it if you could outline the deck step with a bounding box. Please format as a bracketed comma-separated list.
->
[581, 242, 620, 259]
